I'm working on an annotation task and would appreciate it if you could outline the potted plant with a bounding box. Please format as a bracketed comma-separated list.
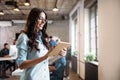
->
[85, 52, 96, 62]
[72, 50, 78, 56]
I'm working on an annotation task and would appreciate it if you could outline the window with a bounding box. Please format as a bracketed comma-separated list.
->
[71, 17, 78, 56]
[71, 10, 79, 56]
[89, 3, 98, 60]
[73, 18, 78, 50]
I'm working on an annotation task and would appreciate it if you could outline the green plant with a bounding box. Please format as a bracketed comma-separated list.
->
[72, 50, 78, 56]
[85, 53, 96, 62]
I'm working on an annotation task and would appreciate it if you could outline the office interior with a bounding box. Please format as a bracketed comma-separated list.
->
[0, 0, 120, 80]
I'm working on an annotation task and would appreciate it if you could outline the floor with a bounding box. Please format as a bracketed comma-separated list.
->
[0, 69, 82, 80]
[64, 70, 82, 80]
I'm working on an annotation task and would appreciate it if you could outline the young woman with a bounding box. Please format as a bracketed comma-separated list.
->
[16, 8, 66, 80]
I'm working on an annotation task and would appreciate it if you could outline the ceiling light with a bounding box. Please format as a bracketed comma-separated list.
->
[52, 7, 59, 12]
[14, 8, 20, 12]
[0, 10, 4, 15]
[24, 0, 30, 6]
[24, 2, 30, 6]
[52, 0, 59, 12]
[13, 4, 20, 11]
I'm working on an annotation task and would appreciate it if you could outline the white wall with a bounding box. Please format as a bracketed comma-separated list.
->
[98, 0, 120, 80]
[0, 25, 24, 49]
[47, 20, 69, 42]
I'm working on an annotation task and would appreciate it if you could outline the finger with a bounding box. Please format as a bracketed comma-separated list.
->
[61, 51, 67, 56]
[63, 48, 67, 51]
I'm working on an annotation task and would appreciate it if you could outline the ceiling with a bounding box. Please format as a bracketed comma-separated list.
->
[0, 0, 80, 20]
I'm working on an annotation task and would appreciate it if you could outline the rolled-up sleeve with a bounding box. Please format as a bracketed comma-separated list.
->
[16, 33, 29, 66]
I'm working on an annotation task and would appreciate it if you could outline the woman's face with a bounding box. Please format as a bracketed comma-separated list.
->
[37, 12, 47, 30]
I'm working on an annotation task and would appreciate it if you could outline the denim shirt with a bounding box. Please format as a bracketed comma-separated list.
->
[16, 32, 50, 80]
[50, 57, 66, 80]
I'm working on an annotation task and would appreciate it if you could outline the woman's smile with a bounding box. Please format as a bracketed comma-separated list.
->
[37, 12, 46, 30]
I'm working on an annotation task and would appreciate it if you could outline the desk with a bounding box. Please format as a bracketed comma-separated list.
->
[0, 57, 16, 61]
[0, 57, 16, 79]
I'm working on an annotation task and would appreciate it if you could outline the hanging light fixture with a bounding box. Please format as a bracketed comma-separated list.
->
[52, 0, 59, 12]
[52, 7, 59, 12]
[0, 10, 4, 15]
[13, 3, 20, 11]
[24, 0, 30, 6]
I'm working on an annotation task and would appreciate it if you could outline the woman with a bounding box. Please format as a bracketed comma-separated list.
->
[16, 8, 66, 80]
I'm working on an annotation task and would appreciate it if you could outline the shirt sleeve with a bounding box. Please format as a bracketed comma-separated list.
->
[16, 33, 29, 66]
[50, 40, 57, 47]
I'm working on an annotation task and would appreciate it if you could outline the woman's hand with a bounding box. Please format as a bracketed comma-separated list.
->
[49, 65, 56, 72]
[58, 48, 67, 56]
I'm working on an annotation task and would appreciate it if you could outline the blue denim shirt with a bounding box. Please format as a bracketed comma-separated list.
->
[49, 40, 57, 47]
[16, 32, 50, 80]
[50, 57, 66, 80]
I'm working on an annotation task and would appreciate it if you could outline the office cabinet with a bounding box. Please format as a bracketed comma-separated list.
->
[71, 56, 77, 73]
[85, 62, 98, 80]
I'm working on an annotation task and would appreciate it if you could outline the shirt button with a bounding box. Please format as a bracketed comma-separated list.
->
[44, 68, 46, 71]
[44, 61, 46, 64]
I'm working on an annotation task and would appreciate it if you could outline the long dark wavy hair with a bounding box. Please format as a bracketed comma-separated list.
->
[24, 8, 49, 51]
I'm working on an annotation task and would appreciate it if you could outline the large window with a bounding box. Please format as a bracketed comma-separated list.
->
[71, 17, 78, 56]
[71, 10, 79, 56]
[73, 18, 78, 50]
[89, 3, 98, 60]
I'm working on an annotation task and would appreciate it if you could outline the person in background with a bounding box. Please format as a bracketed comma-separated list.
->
[0, 43, 9, 57]
[50, 54, 66, 80]
[49, 36, 57, 47]
[16, 8, 66, 80]
[0, 43, 15, 72]
[49, 37, 67, 80]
